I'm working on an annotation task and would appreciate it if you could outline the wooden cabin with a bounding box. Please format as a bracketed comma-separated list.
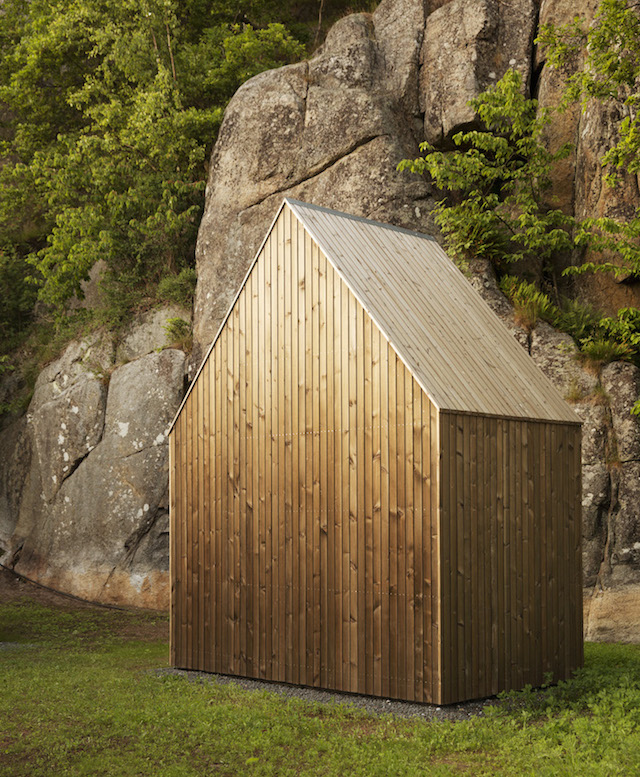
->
[169, 199, 583, 705]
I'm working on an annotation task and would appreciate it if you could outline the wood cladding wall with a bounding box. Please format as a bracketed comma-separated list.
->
[438, 413, 583, 704]
[170, 202, 584, 705]
[170, 208, 442, 703]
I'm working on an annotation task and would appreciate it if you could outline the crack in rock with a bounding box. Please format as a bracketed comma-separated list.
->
[60, 449, 92, 485]
[239, 134, 386, 217]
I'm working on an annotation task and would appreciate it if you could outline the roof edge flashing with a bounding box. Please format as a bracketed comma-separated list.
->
[285, 198, 438, 243]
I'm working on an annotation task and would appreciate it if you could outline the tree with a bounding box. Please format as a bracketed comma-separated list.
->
[398, 70, 575, 274]
[0, 0, 306, 338]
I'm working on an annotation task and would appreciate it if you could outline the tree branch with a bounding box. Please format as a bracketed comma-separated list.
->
[166, 23, 177, 83]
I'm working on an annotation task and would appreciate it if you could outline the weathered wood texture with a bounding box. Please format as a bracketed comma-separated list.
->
[438, 413, 583, 704]
[170, 207, 441, 702]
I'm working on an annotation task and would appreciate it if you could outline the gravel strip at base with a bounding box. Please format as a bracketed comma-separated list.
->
[157, 668, 500, 721]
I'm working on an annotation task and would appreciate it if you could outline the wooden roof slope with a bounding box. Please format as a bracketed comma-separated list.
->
[171, 199, 580, 429]
[286, 199, 579, 424]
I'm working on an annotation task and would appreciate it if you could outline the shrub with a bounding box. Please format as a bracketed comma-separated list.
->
[398, 69, 576, 270]
[163, 316, 192, 351]
[578, 336, 634, 369]
[556, 297, 601, 342]
[157, 268, 197, 307]
[498, 275, 559, 331]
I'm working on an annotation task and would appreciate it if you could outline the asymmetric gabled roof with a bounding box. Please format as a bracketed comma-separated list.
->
[172, 199, 580, 429]
[286, 199, 578, 424]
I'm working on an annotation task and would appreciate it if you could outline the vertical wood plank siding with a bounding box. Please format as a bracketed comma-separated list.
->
[438, 412, 583, 704]
[170, 203, 583, 704]
[170, 208, 440, 702]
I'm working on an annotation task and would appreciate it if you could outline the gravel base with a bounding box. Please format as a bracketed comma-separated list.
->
[157, 668, 501, 721]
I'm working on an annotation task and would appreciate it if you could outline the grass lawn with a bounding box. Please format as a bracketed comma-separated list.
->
[1, 584, 640, 776]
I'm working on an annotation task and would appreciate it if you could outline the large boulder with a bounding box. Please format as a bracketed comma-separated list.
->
[30, 374, 106, 503]
[601, 362, 640, 462]
[601, 362, 640, 579]
[1, 344, 186, 608]
[575, 403, 611, 586]
[529, 321, 599, 398]
[572, 96, 640, 313]
[0, 417, 31, 553]
[116, 305, 192, 363]
[535, 0, 600, 220]
[536, 0, 640, 311]
[584, 584, 640, 643]
[193, 0, 431, 355]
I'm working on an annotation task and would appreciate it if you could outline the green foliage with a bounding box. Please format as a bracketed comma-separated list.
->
[578, 336, 634, 367]
[0, 355, 16, 415]
[163, 316, 191, 340]
[538, 0, 640, 278]
[0, 0, 307, 338]
[0, 355, 11, 376]
[163, 316, 192, 350]
[399, 69, 575, 268]
[2, 599, 640, 776]
[157, 266, 197, 306]
[570, 215, 640, 280]
[589, 307, 640, 365]
[499, 275, 640, 369]
[498, 276, 558, 330]
[555, 297, 601, 341]
[0, 243, 38, 341]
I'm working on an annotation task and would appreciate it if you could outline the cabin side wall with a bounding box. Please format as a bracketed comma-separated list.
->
[438, 412, 583, 705]
[170, 206, 442, 702]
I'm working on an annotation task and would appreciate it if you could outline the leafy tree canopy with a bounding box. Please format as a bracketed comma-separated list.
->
[0, 0, 308, 341]
[398, 70, 575, 271]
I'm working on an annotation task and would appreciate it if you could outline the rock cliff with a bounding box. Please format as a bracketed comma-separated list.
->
[1, 0, 639, 637]
[0, 308, 188, 608]
[192, 0, 640, 639]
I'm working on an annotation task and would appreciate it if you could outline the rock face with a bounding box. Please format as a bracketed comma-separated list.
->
[193, 0, 432, 355]
[536, 0, 640, 310]
[601, 363, 640, 578]
[0, 311, 188, 608]
[116, 305, 190, 364]
[420, 0, 537, 144]
[191, 0, 640, 641]
[1, 0, 640, 637]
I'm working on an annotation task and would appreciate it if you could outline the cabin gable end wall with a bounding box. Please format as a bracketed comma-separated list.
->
[170, 206, 441, 702]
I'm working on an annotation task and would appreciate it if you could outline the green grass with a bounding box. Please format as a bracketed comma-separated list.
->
[1, 599, 640, 776]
